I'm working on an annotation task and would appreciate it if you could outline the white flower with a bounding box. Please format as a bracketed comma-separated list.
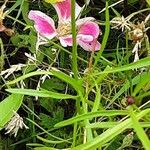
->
[0, 0, 8, 22]
[25, 52, 37, 63]
[5, 111, 29, 137]
[36, 32, 49, 52]
[111, 16, 131, 32]
[0, 64, 26, 79]
[129, 14, 150, 62]
[132, 41, 141, 62]
[144, 14, 150, 24]
[35, 68, 51, 100]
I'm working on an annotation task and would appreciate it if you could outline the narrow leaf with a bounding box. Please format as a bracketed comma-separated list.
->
[94, 57, 150, 76]
[6, 88, 78, 100]
[71, 109, 150, 150]
[55, 110, 128, 128]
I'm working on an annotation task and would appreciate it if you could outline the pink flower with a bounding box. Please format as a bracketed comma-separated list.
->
[28, 0, 101, 51]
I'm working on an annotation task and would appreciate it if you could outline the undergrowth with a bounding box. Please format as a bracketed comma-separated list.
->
[0, 0, 150, 150]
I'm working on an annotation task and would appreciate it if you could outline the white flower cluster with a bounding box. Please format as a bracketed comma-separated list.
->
[0, 64, 26, 79]
[111, 16, 131, 32]
[5, 111, 29, 137]
[111, 14, 150, 62]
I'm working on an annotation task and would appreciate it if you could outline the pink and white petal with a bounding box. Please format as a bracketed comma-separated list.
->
[77, 21, 100, 39]
[76, 17, 95, 26]
[52, 0, 71, 21]
[59, 35, 73, 47]
[52, 0, 81, 21]
[28, 10, 57, 39]
[75, 3, 82, 19]
[59, 34, 93, 47]
[77, 34, 93, 42]
[78, 39, 101, 51]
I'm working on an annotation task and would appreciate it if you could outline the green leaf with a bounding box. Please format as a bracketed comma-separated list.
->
[21, 0, 31, 25]
[50, 69, 82, 91]
[37, 136, 64, 144]
[86, 122, 150, 128]
[93, 0, 110, 68]
[34, 147, 56, 150]
[41, 78, 65, 91]
[71, 109, 150, 150]
[6, 88, 78, 100]
[145, 0, 150, 6]
[129, 108, 150, 150]
[39, 108, 64, 129]
[132, 72, 150, 96]
[44, 0, 63, 4]
[0, 38, 4, 73]
[6, 69, 82, 92]
[94, 57, 150, 76]
[91, 81, 102, 112]
[111, 72, 150, 103]
[0, 94, 23, 129]
[6, 0, 22, 15]
[55, 110, 128, 128]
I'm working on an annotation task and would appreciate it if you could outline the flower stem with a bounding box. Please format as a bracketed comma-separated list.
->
[71, 0, 78, 79]
[93, 1, 110, 68]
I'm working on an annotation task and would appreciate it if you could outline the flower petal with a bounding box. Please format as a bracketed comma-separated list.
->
[78, 39, 101, 51]
[77, 20, 100, 39]
[59, 35, 73, 47]
[52, 0, 81, 21]
[76, 17, 95, 26]
[75, 3, 82, 19]
[77, 34, 93, 42]
[59, 34, 93, 47]
[28, 10, 57, 39]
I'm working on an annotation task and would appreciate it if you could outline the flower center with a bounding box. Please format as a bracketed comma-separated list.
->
[57, 22, 72, 37]
[133, 28, 143, 39]
[129, 28, 144, 42]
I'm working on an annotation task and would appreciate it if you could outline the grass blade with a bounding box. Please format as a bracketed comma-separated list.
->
[71, 109, 150, 150]
[129, 108, 150, 150]
[55, 110, 128, 128]
[6, 88, 78, 100]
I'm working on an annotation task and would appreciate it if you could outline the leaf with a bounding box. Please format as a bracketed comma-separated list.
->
[21, 1, 31, 25]
[0, 94, 23, 129]
[6, 88, 78, 100]
[45, 0, 64, 4]
[34, 147, 56, 150]
[55, 110, 128, 128]
[86, 122, 150, 128]
[93, 0, 110, 67]
[121, 132, 134, 149]
[145, 0, 150, 6]
[111, 71, 150, 103]
[91, 82, 102, 112]
[6, 0, 22, 15]
[41, 78, 65, 91]
[50, 69, 82, 91]
[71, 109, 150, 150]
[13, 0, 25, 24]
[94, 56, 150, 76]
[6, 69, 82, 92]
[132, 72, 150, 96]
[37, 136, 64, 144]
[129, 108, 150, 150]
[39, 108, 64, 130]
[0, 38, 4, 73]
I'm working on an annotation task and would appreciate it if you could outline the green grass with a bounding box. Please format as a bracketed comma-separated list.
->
[0, 0, 150, 150]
